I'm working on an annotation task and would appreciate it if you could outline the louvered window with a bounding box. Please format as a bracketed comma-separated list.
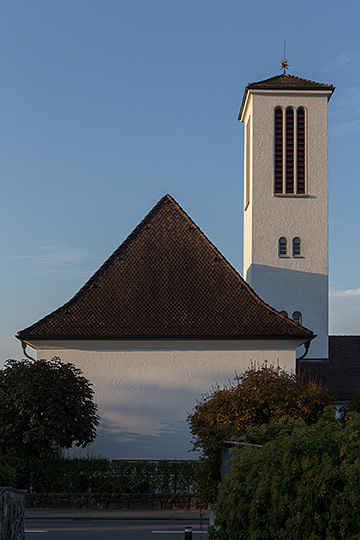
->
[296, 108, 306, 194]
[292, 311, 302, 325]
[274, 106, 306, 195]
[285, 107, 294, 193]
[274, 108, 283, 194]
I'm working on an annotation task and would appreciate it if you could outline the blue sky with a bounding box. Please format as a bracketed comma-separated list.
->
[1, 0, 359, 363]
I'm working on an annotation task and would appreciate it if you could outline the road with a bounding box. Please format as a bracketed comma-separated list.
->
[25, 519, 209, 540]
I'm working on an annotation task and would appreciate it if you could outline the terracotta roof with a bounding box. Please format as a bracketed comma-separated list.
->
[17, 194, 313, 342]
[298, 336, 360, 401]
[239, 73, 335, 120]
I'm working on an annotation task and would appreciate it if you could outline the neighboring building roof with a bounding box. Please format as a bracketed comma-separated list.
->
[239, 73, 335, 120]
[298, 336, 360, 401]
[17, 194, 313, 342]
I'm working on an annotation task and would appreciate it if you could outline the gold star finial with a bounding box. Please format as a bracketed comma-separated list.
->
[281, 59, 289, 74]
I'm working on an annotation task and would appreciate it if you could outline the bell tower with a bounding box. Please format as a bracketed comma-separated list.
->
[239, 70, 334, 359]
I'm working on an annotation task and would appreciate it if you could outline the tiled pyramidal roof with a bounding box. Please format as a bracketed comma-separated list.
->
[246, 73, 335, 91]
[239, 73, 335, 120]
[17, 195, 313, 341]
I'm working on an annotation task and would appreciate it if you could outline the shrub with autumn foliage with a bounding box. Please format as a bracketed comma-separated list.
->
[188, 364, 332, 503]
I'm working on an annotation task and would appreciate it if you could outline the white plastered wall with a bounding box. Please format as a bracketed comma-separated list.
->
[241, 89, 331, 359]
[29, 339, 301, 459]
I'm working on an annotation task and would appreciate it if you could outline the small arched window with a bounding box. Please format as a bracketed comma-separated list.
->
[278, 237, 288, 257]
[280, 310, 288, 317]
[292, 311, 302, 325]
[292, 237, 302, 257]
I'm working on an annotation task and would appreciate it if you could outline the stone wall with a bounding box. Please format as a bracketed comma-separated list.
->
[0, 487, 26, 540]
[25, 492, 200, 511]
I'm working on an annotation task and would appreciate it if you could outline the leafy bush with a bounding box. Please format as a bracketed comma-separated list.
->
[2, 456, 198, 494]
[211, 409, 360, 540]
[0, 357, 98, 458]
[188, 364, 332, 504]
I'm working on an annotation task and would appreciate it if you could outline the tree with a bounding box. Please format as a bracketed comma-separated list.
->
[0, 357, 99, 458]
[187, 364, 332, 503]
[211, 410, 360, 540]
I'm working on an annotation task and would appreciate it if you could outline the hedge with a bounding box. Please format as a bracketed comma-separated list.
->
[211, 410, 360, 540]
[0, 456, 198, 494]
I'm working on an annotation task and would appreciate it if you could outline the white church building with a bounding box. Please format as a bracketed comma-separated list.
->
[17, 70, 360, 459]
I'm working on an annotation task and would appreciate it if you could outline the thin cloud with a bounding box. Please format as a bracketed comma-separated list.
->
[7, 245, 93, 277]
[322, 53, 360, 73]
[331, 288, 360, 297]
[330, 288, 360, 335]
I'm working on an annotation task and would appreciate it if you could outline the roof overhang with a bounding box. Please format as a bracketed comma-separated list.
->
[239, 87, 335, 123]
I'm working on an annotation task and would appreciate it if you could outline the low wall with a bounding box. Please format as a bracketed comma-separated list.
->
[0, 487, 26, 540]
[26, 492, 200, 511]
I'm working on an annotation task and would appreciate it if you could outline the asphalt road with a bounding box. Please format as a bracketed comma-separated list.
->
[25, 519, 209, 540]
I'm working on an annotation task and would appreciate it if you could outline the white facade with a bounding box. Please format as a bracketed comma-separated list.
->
[240, 87, 333, 359]
[29, 339, 301, 459]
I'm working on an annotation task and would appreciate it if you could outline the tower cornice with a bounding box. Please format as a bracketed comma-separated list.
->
[239, 73, 335, 121]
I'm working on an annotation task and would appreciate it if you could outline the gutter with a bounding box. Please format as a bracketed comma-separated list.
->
[21, 341, 36, 361]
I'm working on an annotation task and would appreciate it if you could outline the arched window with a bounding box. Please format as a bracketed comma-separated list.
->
[280, 310, 288, 317]
[297, 107, 306, 194]
[292, 311, 302, 325]
[292, 237, 302, 257]
[278, 237, 288, 257]
[274, 106, 307, 195]
[274, 107, 283, 194]
[285, 107, 294, 194]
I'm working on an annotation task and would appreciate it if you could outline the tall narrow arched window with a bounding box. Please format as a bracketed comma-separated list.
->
[274, 106, 307, 195]
[297, 107, 306, 194]
[274, 107, 283, 194]
[292, 237, 302, 257]
[285, 107, 294, 194]
[278, 237, 288, 257]
[292, 311, 302, 325]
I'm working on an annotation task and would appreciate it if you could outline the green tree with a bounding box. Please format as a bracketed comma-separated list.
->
[0, 357, 99, 458]
[212, 410, 360, 540]
[188, 364, 332, 503]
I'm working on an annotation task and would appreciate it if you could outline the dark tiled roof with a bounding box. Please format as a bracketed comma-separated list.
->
[298, 336, 360, 401]
[17, 195, 313, 342]
[239, 73, 335, 120]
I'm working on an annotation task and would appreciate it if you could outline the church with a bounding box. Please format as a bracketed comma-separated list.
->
[17, 69, 360, 459]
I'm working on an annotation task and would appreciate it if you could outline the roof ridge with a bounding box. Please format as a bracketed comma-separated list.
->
[248, 73, 334, 89]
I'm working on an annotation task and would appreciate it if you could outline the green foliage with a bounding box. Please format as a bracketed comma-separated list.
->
[187, 365, 332, 504]
[0, 357, 99, 458]
[0, 462, 16, 486]
[2, 456, 198, 494]
[211, 409, 360, 540]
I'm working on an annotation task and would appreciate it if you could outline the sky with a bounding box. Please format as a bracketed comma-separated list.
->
[1, 0, 360, 364]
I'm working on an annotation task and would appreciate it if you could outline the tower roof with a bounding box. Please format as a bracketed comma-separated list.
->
[17, 194, 313, 342]
[239, 73, 335, 120]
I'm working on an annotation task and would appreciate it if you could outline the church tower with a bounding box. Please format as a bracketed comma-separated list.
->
[239, 71, 334, 359]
